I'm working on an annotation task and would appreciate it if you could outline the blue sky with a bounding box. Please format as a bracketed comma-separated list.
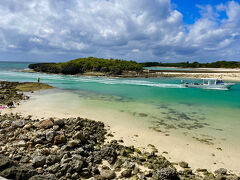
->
[0, 0, 240, 62]
[172, 0, 231, 24]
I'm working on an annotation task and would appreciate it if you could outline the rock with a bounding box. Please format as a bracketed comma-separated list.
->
[1, 120, 12, 128]
[46, 155, 60, 166]
[52, 125, 59, 131]
[0, 156, 14, 170]
[39, 119, 54, 129]
[53, 119, 64, 127]
[73, 132, 86, 142]
[47, 163, 60, 174]
[23, 123, 32, 130]
[29, 174, 56, 180]
[80, 168, 92, 178]
[54, 135, 66, 145]
[17, 140, 26, 147]
[40, 148, 50, 156]
[215, 168, 227, 175]
[12, 120, 26, 128]
[67, 140, 80, 148]
[46, 131, 55, 142]
[32, 156, 46, 167]
[113, 159, 124, 169]
[121, 169, 132, 178]
[34, 138, 44, 145]
[20, 156, 30, 163]
[101, 146, 117, 164]
[71, 173, 79, 179]
[0, 166, 37, 180]
[153, 167, 179, 180]
[215, 174, 227, 180]
[100, 169, 116, 179]
[73, 160, 83, 172]
[179, 161, 189, 168]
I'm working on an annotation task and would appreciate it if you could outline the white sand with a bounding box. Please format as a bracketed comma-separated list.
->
[159, 72, 240, 81]
[3, 90, 240, 175]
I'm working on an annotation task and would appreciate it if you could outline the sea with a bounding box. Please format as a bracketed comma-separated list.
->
[1, 61, 240, 160]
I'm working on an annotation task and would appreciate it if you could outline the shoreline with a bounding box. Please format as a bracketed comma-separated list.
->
[2, 88, 240, 176]
[22, 68, 240, 82]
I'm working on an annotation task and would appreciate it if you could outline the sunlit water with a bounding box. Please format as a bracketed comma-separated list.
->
[1, 61, 240, 150]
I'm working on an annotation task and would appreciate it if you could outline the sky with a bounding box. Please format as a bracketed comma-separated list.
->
[0, 0, 240, 62]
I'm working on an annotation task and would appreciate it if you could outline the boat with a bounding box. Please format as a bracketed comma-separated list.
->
[181, 78, 235, 90]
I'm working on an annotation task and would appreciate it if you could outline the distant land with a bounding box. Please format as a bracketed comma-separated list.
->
[28, 57, 240, 77]
[28, 57, 142, 76]
[140, 61, 240, 68]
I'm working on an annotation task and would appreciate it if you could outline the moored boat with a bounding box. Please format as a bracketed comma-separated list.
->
[181, 78, 235, 90]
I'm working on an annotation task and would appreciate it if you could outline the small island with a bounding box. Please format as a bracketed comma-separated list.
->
[28, 58, 240, 80]
[28, 57, 143, 76]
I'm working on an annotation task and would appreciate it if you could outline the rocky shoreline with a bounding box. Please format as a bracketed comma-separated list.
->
[0, 81, 239, 180]
[0, 81, 53, 108]
[1, 114, 239, 180]
[22, 68, 240, 82]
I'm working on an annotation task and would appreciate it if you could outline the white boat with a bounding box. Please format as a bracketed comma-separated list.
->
[181, 78, 235, 90]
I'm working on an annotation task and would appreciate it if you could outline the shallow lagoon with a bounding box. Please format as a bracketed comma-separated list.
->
[1, 62, 240, 172]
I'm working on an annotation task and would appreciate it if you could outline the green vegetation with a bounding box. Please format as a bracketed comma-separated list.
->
[29, 57, 143, 75]
[141, 61, 240, 68]
[29, 58, 240, 76]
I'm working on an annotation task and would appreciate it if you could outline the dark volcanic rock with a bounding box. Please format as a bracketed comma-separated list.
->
[153, 167, 179, 180]
[215, 168, 227, 175]
[0, 113, 239, 180]
[0, 156, 14, 171]
[179, 161, 189, 168]
[121, 169, 132, 178]
[32, 156, 46, 167]
[0, 166, 37, 180]
[29, 174, 56, 180]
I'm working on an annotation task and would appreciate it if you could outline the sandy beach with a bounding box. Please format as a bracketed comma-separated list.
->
[145, 68, 240, 81]
[3, 89, 240, 176]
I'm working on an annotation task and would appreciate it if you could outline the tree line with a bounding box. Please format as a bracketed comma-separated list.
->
[29, 57, 143, 75]
[140, 61, 240, 68]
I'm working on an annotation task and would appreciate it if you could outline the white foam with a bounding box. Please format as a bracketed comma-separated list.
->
[0, 71, 182, 89]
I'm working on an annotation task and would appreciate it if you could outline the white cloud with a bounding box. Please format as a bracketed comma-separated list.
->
[29, 37, 43, 43]
[0, 0, 240, 62]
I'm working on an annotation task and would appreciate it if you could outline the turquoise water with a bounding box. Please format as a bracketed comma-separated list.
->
[1, 62, 240, 146]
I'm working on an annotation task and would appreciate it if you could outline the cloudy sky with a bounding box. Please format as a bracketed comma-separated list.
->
[0, 0, 240, 62]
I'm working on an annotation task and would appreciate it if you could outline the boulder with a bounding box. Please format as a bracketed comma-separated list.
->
[121, 169, 132, 178]
[73, 132, 86, 142]
[12, 120, 26, 128]
[0, 166, 37, 180]
[0, 156, 14, 171]
[32, 156, 46, 167]
[67, 140, 80, 148]
[17, 140, 26, 147]
[214, 168, 227, 175]
[54, 135, 66, 145]
[100, 169, 116, 179]
[153, 168, 179, 180]
[179, 161, 189, 168]
[46, 131, 55, 142]
[53, 119, 64, 127]
[39, 120, 54, 129]
[29, 174, 56, 180]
